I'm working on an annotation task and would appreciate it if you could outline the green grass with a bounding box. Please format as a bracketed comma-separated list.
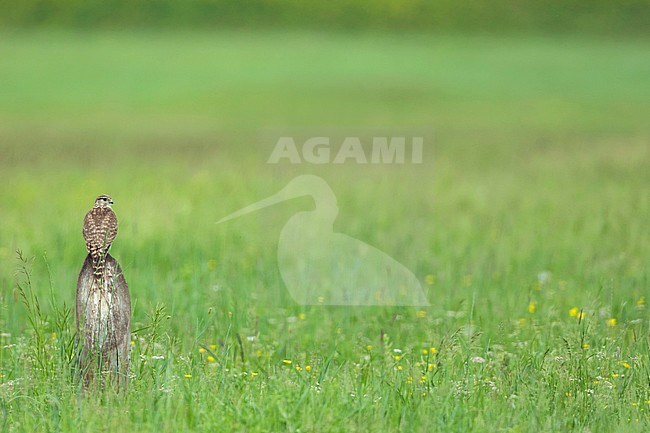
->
[1, 30, 649, 432]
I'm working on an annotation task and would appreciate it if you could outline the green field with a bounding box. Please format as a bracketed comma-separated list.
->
[1, 31, 649, 432]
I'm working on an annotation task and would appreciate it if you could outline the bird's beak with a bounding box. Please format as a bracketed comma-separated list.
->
[217, 186, 299, 224]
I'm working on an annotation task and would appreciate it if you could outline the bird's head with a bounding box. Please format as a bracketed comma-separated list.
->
[94, 194, 114, 209]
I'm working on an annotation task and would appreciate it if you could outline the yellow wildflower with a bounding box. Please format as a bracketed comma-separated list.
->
[207, 355, 216, 363]
[429, 347, 437, 355]
[298, 313, 306, 320]
[569, 307, 579, 317]
[607, 318, 617, 327]
[184, 374, 192, 379]
[210, 344, 217, 350]
[199, 347, 207, 353]
[305, 365, 311, 372]
[582, 342, 589, 349]
[636, 296, 645, 307]
[528, 302, 537, 314]
[416, 310, 426, 319]
[366, 345, 372, 351]
[622, 362, 631, 369]
[421, 349, 428, 355]
[282, 359, 292, 365]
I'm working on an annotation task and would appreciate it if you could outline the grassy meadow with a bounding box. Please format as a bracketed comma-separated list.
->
[1, 31, 649, 432]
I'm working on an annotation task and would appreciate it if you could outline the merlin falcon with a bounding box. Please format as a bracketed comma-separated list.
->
[82, 194, 118, 281]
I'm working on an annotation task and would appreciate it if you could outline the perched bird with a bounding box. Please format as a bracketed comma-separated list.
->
[82, 194, 118, 282]
[78, 194, 130, 387]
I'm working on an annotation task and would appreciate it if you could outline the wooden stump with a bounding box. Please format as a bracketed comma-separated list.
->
[76, 253, 131, 387]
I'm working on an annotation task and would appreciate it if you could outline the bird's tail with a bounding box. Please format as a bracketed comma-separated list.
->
[92, 255, 106, 283]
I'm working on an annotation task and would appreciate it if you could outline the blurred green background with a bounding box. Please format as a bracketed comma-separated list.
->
[2, 0, 649, 35]
[1, 2, 649, 328]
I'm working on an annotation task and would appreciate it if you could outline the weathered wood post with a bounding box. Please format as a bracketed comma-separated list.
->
[76, 253, 131, 387]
